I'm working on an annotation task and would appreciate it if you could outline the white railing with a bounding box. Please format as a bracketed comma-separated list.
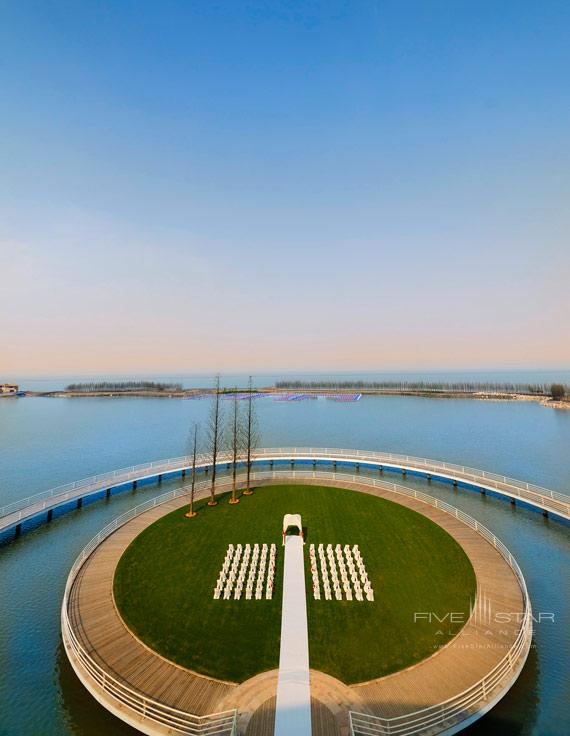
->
[62, 467, 531, 736]
[61, 478, 237, 736]
[255, 448, 569, 507]
[0, 454, 204, 517]
[4, 447, 568, 530]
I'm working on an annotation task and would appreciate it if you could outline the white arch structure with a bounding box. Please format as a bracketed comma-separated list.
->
[282, 513, 304, 544]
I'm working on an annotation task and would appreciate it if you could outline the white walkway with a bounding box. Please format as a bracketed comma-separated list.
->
[274, 535, 312, 736]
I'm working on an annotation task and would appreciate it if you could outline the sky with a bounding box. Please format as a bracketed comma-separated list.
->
[1, 1, 569, 376]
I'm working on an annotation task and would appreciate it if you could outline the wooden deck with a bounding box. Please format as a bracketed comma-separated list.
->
[246, 697, 337, 736]
[68, 489, 237, 716]
[65, 475, 527, 735]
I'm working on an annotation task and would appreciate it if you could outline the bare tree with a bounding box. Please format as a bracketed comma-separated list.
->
[243, 376, 259, 496]
[228, 390, 242, 505]
[206, 375, 223, 506]
[185, 422, 199, 518]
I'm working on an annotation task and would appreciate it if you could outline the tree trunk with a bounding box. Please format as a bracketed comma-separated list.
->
[186, 423, 198, 518]
[229, 391, 240, 504]
[243, 376, 255, 495]
[208, 376, 221, 506]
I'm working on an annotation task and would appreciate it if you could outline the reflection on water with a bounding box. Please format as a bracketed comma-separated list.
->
[464, 641, 539, 736]
[57, 644, 139, 736]
[0, 396, 569, 735]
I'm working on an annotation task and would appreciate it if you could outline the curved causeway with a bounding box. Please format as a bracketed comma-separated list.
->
[2, 447, 568, 540]
[61, 470, 532, 736]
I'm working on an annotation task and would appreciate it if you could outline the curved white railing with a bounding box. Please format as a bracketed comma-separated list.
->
[3, 448, 568, 535]
[61, 477, 237, 736]
[0, 452, 221, 519]
[62, 467, 532, 736]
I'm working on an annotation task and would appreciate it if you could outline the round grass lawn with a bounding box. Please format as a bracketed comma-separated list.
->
[114, 484, 476, 684]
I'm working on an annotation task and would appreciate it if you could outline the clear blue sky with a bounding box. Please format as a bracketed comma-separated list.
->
[1, 1, 569, 374]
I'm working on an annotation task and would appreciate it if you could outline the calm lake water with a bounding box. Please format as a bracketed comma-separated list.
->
[0, 394, 569, 736]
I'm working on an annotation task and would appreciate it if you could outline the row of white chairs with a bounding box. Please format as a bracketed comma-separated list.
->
[338, 545, 374, 601]
[213, 543, 277, 600]
[309, 543, 374, 602]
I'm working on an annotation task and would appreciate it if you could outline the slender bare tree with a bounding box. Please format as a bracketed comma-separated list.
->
[243, 376, 259, 496]
[185, 422, 199, 518]
[206, 375, 223, 506]
[228, 390, 241, 504]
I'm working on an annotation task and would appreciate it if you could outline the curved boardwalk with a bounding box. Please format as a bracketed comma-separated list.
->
[64, 473, 529, 735]
[3, 447, 568, 539]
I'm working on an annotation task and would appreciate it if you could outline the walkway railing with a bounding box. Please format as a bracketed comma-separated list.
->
[61, 478, 237, 736]
[0, 452, 220, 519]
[3, 448, 569, 535]
[62, 467, 532, 736]
[256, 448, 569, 517]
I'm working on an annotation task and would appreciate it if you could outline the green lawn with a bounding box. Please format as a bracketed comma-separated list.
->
[114, 484, 476, 684]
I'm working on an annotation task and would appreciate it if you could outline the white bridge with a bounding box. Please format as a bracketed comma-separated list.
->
[2, 447, 569, 539]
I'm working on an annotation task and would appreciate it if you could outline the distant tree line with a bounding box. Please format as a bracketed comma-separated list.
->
[550, 384, 567, 400]
[66, 381, 183, 392]
[275, 380, 570, 396]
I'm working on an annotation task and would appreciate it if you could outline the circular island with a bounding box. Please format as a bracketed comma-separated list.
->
[114, 484, 476, 684]
[62, 470, 531, 736]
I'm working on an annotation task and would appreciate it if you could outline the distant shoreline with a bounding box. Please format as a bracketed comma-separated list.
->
[9, 387, 570, 409]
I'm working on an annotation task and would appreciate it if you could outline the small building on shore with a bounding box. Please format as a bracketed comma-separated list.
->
[1, 384, 19, 394]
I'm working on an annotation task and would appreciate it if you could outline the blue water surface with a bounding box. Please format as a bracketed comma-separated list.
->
[0, 394, 568, 735]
